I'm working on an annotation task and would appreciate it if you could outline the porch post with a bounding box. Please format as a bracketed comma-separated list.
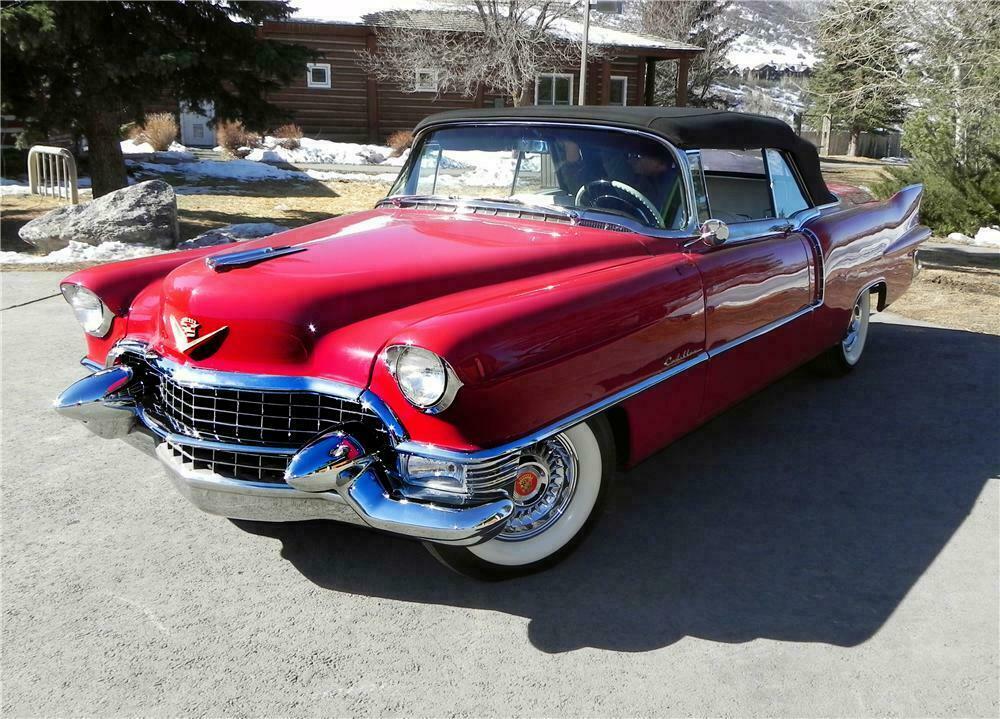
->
[676, 56, 690, 107]
[600, 59, 611, 104]
[636, 56, 646, 106]
[365, 33, 380, 142]
[644, 58, 657, 105]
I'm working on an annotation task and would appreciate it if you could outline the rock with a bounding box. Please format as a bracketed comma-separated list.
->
[947, 231, 974, 243]
[18, 180, 178, 252]
[178, 222, 288, 249]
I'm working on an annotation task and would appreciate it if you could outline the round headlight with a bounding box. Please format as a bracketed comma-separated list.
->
[393, 346, 447, 408]
[386, 345, 462, 412]
[60, 284, 113, 337]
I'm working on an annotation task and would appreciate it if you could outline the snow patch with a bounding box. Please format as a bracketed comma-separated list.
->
[0, 178, 31, 196]
[245, 136, 400, 166]
[121, 139, 196, 162]
[0, 241, 164, 265]
[130, 159, 310, 182]
[306, 169, 399, 183]
[972, 227, 1000, 248]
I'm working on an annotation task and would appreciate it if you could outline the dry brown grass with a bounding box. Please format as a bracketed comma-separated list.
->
[129, 113, 178, 152]
[215, 121, 261, 158]
[888, 269, 1000, 335]
[387, 130, 413, 157]
[272, 124, 304, 150]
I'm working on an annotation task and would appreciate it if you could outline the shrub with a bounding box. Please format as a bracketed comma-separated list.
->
[875, 162, 1000, 237]
[873, 108, 1000, 236]
[386, 130, 413, 157]
[215, 120, 261, 158]
[130, 112, 178, 151]
[272, 123, 303, 150]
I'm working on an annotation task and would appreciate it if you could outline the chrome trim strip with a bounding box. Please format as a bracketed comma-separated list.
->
[801, 227, 826, 305]
[164, 432, 297, 456]
[707, 305, 814, 358]
[80, 357, 102, 371]
[395, 352, 709, 463]
[359, 389, 408, 442]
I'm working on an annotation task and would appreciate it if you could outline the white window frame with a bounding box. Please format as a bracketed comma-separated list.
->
[609, 75, 628, 106]
[306, 63, 331, 89]
[414, 68, 440, 92]
[534, 73, 574, 106]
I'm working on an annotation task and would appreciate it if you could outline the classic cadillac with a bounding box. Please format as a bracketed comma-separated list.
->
[55, 107, 930, 579]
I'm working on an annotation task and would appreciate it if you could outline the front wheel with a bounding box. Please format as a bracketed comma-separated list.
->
[425, 416, 615, 580]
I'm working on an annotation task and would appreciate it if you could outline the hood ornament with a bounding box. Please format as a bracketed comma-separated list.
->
[205, 245, 305, 272]
[169, 315, 228, 354]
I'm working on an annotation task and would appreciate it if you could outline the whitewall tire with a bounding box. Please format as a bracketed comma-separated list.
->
[425, 416, 615, 580]
[813, 289, 872, 376]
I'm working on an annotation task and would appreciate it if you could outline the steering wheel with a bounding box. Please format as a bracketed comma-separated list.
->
[574, 180, 664, 229]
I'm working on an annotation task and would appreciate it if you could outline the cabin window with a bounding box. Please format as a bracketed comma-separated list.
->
[535, 73, 574, 106]
[306, 63, 331, 89]
[608, 76, 628, 106]
[414, 68, 439, 92]
[764, 149, 810, 217]
[697, 148, 775, 223]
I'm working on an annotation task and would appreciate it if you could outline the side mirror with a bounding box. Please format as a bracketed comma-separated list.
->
[699, 219, 730, 246]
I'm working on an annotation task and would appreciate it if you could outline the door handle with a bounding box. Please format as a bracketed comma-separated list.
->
[770, 221, 794, 234]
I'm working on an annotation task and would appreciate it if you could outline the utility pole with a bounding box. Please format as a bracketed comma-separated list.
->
[578, 0, 590, 105]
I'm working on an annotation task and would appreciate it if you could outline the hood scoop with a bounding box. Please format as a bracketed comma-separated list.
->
[205, 245, 306, 272]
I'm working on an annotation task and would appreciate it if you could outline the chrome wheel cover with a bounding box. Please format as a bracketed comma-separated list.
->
[842, 292, 870, 365]
[498, 434, 579, 542]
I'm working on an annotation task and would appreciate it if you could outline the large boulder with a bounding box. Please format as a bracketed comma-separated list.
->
[177, 222, 288, 249]
[18, 180, 178, 252]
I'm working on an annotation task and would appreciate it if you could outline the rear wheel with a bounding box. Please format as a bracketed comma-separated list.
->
[425, 416, 615, 580]
[813, 289, 872, 375]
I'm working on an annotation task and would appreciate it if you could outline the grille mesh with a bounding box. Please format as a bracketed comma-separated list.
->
[168, 441, 289, 484]
[152, 375, 379, 448]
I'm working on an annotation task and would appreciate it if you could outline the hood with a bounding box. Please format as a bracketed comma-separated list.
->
[142, 208, 652, 386]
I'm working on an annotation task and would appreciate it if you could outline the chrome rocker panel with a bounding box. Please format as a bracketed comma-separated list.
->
[54, 369, 512, 546]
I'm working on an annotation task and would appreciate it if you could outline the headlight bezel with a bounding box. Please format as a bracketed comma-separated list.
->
[384, 344, 463, 414]
[60, 283, 115, 338]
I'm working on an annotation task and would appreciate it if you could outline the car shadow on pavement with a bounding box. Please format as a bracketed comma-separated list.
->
[238, 322, 999, 654]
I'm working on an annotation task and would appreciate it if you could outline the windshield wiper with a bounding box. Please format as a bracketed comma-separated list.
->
[464, 196, 578, 219]
[380, 194, 576, 218]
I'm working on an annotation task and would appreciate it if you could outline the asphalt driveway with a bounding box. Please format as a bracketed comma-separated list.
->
[2, 271, 998, 717]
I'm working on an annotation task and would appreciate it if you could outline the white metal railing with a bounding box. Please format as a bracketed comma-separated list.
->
[27, 145, 79, 204]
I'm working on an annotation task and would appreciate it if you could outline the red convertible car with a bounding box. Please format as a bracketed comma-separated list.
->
[55, 107, 930, 579]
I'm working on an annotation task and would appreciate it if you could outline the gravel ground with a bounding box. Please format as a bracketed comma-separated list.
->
[1, 272, 998, 717]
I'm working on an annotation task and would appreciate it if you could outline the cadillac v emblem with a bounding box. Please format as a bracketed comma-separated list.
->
[169, 315, 227, 353]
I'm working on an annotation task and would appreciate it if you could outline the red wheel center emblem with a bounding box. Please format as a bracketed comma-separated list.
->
[514, 470, 539, 498]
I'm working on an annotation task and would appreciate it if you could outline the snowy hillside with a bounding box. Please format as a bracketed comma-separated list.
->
[724, 0, 820, 71]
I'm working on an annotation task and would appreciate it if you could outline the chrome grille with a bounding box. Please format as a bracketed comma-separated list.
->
[465, 453, 521, 493]
[168, 441, 289, 484]
[152, 375, 380, 449]
[116, 352, 389, 485]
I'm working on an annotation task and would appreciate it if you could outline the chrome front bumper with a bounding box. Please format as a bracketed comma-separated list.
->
[55, 368, 513, 546]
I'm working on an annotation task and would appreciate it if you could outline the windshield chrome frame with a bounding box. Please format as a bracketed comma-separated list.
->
[385, 120, 701, 239]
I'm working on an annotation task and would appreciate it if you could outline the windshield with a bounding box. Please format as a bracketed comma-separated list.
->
[389, 125, 688, 230]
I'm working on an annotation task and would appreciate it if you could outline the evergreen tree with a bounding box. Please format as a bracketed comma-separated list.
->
[0, 1, 311, 196]
[808, 0, 909, 155]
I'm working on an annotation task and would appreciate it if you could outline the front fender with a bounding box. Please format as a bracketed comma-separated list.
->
[62, 246, 221, 363]
[370, 254, 706, 451]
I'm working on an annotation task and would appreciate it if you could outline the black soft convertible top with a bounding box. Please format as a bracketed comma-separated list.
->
[415, 106, 836, 206]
